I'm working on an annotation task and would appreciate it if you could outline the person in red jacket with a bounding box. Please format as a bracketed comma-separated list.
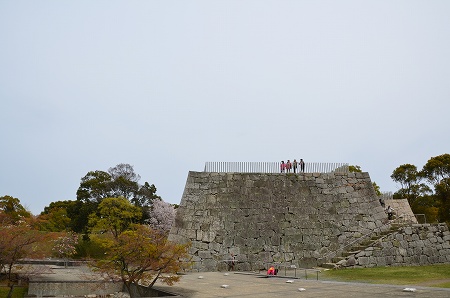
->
[267, 266, 276, 275]
[286, 160, 292, 172]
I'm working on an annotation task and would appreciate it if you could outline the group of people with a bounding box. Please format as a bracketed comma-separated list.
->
[280, 159, 305, 173]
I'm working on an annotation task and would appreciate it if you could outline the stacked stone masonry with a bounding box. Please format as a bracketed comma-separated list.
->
[341, 223, 450, 268]
[169, 171, 423, 271]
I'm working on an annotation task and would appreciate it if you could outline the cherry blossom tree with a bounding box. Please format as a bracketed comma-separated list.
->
[147, 199, 176, 234]
[52, 232, 79, 268]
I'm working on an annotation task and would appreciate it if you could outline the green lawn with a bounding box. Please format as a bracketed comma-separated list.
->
[0, 286, 28, 298]
[321, 264, 450, 288]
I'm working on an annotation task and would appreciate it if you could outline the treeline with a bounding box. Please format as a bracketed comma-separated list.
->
[390, 153, 450, 225]
[0, 163, 186, 297]
[36, 163, 171, 234]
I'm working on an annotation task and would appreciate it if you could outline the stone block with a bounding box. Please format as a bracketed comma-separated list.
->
[357, 256, 369, 265]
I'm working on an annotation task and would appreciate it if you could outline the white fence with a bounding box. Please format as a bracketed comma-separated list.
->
[204, 162, 349, 173]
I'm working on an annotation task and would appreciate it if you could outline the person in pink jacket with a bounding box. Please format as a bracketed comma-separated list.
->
[280, 161, 286, 173]
[286, 160, 292, 172]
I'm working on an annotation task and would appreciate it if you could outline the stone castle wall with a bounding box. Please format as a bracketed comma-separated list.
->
[169, 171, 405, 271]
[340, 223, 450, 267]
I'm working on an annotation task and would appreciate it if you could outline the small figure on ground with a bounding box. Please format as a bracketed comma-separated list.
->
[300, 159, 305, 172]
[227, 253, 235, 271]
[293, 159, 298, 173]
[267, 266, 277, 275]
[387, 205, 394, 220]
[286, 160, 292, 173]
[280, 161, 286, 173]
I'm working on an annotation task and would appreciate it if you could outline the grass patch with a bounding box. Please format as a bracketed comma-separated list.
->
[321, 264, 450, 288]
[0, 286, 28, 298]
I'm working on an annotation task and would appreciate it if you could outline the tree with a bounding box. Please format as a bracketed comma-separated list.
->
[77, 164, 162, 227]
[76, 171, 112, 203]
[390, 154, 450, 224]
[52, 232, 79, 268]
[0, 195, 31, 224]
[0, 221, 43, 281]
[147, 199, 176, 234]
[421, 154, 450, 223]
[132, 182, 160, 207]
[92, 225, 190, 298]
[108, 163, 141, 183]
[390, 164, 429, 205]
[38, 200, 96, 234]
[88, 197, 142, 239]
[134, 182, 161, 224]
[36, 207, 71, 232]
[108, 164, 140, 200]
[421, 154, 450, 186]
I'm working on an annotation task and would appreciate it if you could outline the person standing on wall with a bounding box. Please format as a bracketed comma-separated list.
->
[300, 159, 305, 172]
[280, 161, 286, 173]
[293, 159, 298, 173]
[286, 160, 292, 173]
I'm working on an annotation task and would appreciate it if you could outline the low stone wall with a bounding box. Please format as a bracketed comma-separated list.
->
[27, 281, 123, 297]
[341, 223, 450, 267]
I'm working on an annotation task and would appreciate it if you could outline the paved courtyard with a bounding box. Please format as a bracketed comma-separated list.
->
[154, 271, 450, 298]
[22, 265, 450, 297]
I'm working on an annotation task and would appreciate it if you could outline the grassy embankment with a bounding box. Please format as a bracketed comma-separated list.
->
[321, 264, 450, 288]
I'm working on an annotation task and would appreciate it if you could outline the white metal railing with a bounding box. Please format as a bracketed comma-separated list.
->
[204, 162, 349, 173]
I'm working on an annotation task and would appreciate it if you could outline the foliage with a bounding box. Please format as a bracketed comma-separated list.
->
[38, 200, 96, 234]
[35, 207, 71, 232]
[75, 236, 107, 259]
[372, 182, 381, 196]
[88, 197, 142, 239]
[390, 164, 431, 205]
[322, 264, 450, 288]
[76, 170, 113, 203]
[76, 164, 157, 205]
[76, 164, 160, 226]
[391, 153, 450, 224]
[132, 182, 161, 207]
[91, 225, 191, 297]
[52, 232, 79, 266]
[409, 195, 439, 223]
[147, 199, 176, 234]
[422, 154, 450, 185]
[0, 196, 31, 224]
[348, 165, 362, 173]
[0, 221, 43, 281]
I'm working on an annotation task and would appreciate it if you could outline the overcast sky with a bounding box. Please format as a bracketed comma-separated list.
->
[1, 1, 449, 215]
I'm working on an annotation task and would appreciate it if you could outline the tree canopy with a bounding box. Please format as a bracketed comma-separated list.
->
[88, 197, 142, 239]
[0, 195, 31, 224]
[92, 225, 190, 297]
[391, 153, 450, 224]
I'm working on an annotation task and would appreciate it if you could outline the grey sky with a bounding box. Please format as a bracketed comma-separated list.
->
[1, 1, 449, 215]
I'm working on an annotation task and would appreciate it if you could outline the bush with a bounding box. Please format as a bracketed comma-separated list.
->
[75, 238, 107, 259]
